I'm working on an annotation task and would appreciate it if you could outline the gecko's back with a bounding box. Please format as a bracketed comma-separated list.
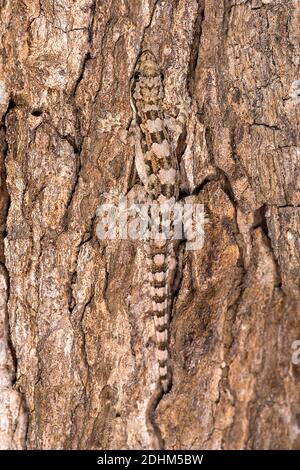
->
[130, 50, 179, 201]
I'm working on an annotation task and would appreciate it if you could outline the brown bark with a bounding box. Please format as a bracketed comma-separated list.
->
[0, 0, 299, 449]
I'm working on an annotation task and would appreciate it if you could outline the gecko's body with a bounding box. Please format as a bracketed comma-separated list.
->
[130, 51, 180, 394]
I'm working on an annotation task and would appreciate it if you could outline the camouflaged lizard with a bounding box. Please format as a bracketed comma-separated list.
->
[130, 51, 180, 401]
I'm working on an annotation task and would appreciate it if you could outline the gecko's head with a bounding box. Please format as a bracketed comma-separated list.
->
[134, 50, 160, 79]
[130, 50, 164, 112]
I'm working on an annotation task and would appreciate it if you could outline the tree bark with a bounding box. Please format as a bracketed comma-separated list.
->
[0, 0, 299, 450]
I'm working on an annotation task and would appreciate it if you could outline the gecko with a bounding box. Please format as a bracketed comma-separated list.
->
[130, 50, 182, 446]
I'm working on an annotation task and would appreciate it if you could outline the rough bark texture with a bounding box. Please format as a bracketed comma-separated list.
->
[0, 0, 299, 450]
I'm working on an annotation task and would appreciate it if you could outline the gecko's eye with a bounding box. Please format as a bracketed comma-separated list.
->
[134, 71, 141, 80]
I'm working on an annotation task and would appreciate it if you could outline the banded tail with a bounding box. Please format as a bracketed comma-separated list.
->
[147, 238, 177, 393]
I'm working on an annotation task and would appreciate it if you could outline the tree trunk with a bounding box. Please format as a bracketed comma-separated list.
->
[0, 0, 299, 450]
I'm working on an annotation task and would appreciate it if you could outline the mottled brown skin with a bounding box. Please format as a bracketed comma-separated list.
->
[130, 51, 179, 200]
